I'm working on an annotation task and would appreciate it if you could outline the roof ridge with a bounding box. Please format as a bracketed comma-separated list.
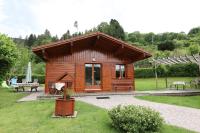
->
[32, 32, 99, 51]
[32, 32, 151, 57]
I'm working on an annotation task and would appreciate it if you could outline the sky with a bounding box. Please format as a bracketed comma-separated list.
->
[0, 0, 200, 38]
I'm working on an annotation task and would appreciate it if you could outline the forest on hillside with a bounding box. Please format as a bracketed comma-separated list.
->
[6, 19, 200, 76]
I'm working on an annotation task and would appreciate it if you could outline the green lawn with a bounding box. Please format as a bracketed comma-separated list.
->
[0, 87, 196, 133]
[136, 95, 200, 109]
[0, 87, 27, 109]
[135, 77, 194, 91]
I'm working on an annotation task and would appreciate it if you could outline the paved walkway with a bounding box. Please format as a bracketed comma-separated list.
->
[76, 95, 200, 133]
[17, 87, 44, 102]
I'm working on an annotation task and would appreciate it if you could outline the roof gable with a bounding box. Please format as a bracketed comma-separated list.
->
[32, 32, 151, 62]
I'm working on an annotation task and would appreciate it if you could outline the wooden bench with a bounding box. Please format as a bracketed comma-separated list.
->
[112, 79, 133, 92]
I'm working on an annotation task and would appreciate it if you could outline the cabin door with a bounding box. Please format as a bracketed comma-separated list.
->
[85, 64, 101, 90]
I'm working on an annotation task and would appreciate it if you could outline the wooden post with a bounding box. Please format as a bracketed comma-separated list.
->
[154, 61, 158, 89]
[165, 77, 168, 88]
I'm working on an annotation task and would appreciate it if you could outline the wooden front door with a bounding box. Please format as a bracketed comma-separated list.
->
[85, 64, 101, 90]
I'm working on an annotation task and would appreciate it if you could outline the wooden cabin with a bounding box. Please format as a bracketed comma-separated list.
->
[32, 32, 151, 94]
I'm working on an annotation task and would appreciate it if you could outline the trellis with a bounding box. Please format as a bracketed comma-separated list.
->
[152, 54, 200, 66]
[150, 54, 200, 89]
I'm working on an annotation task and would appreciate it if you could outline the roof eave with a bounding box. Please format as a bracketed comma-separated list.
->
[32, 32, 152, 59]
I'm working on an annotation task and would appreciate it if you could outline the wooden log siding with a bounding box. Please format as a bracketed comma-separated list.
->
[102, 63, 112, 91]
[74, 63, 84, 92]
[45, 49, 131, 93]
[45, 60, 75, 93]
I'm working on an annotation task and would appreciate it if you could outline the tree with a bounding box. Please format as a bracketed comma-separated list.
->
[35, 29, 53, 46]
[188, 44, 200, 55]
[127, 32, 138, 42]
[157, 40, 175, 51]
[0, 34, 18, 84]
[127, 31, 145, 45]
[24, 34, 37, 48]
[11, 45, 31, 75]
[108, 19, 125, 40]
[61, 30, 71, 40]
[72, 32, 83, 37]
[52, 35, 59, 42]
[97, 22, 110, 34]
[188, 27, 200, 36]
[144, 32, 154, 45]
[44, 29, 51, 37]
[97, 19, 125, 40]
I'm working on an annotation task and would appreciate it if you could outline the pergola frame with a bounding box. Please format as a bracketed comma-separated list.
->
[150, 54, 200, 89]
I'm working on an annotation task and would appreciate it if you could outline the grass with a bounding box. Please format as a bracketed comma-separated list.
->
[135, 77, 194, 91]
[160, 125, 196, 133]
[0, 87, 196, 133]
[0, 87, 27, 109]
[136, 95, 200, 109]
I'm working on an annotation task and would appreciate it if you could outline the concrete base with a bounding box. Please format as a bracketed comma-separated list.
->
[37, 89, 200, 100]
[52, 111, 78, 118]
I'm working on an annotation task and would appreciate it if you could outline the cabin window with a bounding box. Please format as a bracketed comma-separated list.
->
[115, 64, 125, 79]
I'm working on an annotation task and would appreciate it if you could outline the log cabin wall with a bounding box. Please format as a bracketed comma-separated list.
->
[45, 46, 133, 93]
[45, 61, 75, 93]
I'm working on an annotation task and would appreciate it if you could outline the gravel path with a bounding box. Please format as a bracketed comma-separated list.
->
[76, 95, 200, 133]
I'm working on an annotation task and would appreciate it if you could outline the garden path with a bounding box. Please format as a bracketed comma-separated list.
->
[17, 87, 44, 102]
[77, 95, 200, 133]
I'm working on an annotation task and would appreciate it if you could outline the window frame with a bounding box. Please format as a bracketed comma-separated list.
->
[115, 64, 126, 79]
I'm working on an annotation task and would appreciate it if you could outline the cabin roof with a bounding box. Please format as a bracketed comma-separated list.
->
[32, 32, 151, 62]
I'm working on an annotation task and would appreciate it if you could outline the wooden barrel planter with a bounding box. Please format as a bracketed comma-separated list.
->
[54, 81, 75, 117]
[55, 98, 75, 116]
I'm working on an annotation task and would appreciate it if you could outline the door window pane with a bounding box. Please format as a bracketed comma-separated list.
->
[85, 64, 92, 86]
[94, 64, 101, 85]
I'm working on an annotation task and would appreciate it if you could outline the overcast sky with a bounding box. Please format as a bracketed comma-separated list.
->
[0, 0, 200, 38]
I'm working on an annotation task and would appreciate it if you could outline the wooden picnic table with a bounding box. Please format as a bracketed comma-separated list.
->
[15, 83, 39, 92]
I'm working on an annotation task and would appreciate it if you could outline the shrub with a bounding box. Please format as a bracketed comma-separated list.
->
[135, 68, 154, 78]
[135, 63, 199, 78]
[32, 63, 45, 75]
[0, 34, 18, 84]
[188, 44, 200, 55]
[108, 105, 163, 133]
[157, 40, 175, 51]
[167, 63, 199, 77]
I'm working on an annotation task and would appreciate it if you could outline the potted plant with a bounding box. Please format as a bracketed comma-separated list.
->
[55, 83, 75, 116]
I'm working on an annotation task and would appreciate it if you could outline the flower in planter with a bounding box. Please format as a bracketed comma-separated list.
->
[64, 88, 74, 99]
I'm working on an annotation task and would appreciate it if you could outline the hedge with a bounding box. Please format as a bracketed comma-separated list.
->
[10, 74, 45, 84]
[135, 63, 199, 78]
